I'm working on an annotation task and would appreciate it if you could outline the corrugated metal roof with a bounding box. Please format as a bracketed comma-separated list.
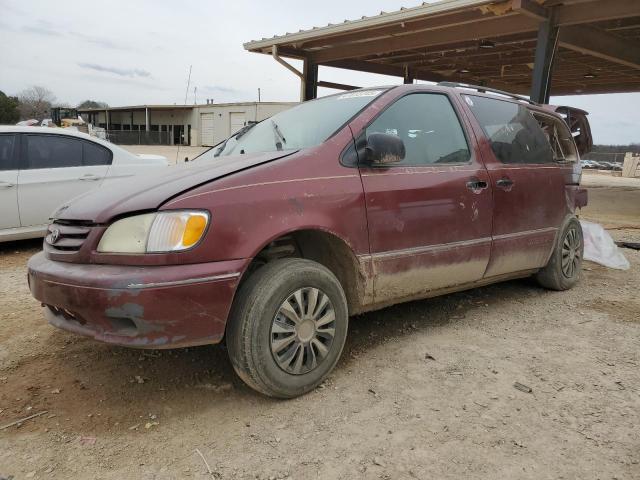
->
[243, 0, 640, 97]
[244, 0, 495, 50]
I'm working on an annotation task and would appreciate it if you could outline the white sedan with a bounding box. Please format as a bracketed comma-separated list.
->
[0, 126, 168, 242]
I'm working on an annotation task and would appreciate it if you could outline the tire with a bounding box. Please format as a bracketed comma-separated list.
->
[535, 216, 584, 291]
[226, 258, 348, 398]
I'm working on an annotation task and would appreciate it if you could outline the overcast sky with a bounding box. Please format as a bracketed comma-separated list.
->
[1, 0, 638, 144]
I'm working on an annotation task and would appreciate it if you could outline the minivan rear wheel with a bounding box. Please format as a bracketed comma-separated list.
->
[226, 258, 348, 398]
[535, 216, 583, 291]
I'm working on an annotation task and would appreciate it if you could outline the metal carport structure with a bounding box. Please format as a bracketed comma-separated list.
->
[244, 0, 640, 103]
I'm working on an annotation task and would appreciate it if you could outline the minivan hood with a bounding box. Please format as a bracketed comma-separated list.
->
[52, 150, 296, 223]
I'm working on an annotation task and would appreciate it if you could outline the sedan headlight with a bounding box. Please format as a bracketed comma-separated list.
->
[97, 211, 209, 253]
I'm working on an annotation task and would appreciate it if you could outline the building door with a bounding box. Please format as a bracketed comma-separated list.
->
[0, 134, 20, 230]
[462, 94, 569, 277]
[358, 92, 493, 304]
[200, 113, 215, 146]
[173, 125, 184, 145]
[229, 112, 246, 136]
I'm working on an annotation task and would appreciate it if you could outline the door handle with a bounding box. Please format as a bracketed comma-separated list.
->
[496, 178, 514, 190]
[466, 178, 488, 191]
[79, 174, 100, 181]
[0, 181, 15, 188]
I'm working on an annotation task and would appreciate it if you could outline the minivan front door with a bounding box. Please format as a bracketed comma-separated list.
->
[357, 92, 493, 304]
[0, 134, 20, 230]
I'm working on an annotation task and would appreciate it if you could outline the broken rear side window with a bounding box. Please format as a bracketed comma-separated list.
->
[532, 113, 578, 163]
[465, 95, 554, 165]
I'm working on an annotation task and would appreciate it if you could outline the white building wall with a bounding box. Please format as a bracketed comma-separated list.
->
[194, 102, 296, 146]
[85, 102, 295, 146]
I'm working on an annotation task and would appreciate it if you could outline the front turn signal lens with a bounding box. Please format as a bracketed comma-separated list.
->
[182, 214, 208, 247]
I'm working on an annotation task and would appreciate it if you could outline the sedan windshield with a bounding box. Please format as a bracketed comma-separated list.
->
[195, 89, 386, 160]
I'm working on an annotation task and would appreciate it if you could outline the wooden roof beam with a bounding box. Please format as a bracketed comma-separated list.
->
[511, 0, 548, 22]
[559, 25, 640, 70]
[299, 10, 485, 50]
[323, 59, 449, 82]
[311, 15, 538, 64]
[507, 0, 640, 26]
[555, 0, 640, 26]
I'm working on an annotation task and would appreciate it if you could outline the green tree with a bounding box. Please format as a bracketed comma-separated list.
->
[0, 91, 20, 124]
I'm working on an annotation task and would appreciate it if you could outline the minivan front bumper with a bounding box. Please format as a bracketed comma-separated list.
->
[27, 252, 248, 348]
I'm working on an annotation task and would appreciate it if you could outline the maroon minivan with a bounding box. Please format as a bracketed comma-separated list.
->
[28, 84, 590, 398]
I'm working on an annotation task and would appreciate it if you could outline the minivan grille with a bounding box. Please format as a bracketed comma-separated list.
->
[45, 222, 92, 252]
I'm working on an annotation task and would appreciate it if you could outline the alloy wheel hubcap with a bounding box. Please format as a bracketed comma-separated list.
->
[561, 226, 581, 278]
[270, 287, 336, 375]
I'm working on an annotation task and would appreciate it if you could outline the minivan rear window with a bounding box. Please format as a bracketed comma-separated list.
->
[465, 95, 554, 165]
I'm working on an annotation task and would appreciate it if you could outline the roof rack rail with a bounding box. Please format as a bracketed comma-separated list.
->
[437, 82, 537, 105]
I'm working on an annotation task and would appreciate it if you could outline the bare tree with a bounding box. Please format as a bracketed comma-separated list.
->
[18, 86, 56, 121]
[78, 100, 109, 109]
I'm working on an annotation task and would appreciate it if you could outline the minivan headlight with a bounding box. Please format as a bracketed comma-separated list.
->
[97, 211, 209, 253]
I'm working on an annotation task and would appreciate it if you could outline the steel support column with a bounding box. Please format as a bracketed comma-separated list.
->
[530, 10, 559, 104]
[303, 59, 318, 101]
[403, 66, 414, 84]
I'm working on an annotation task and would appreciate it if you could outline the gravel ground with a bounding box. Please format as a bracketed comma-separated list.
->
[0, 179, 638, 480]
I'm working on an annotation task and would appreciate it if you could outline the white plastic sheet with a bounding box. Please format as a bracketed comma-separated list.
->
[580, 220, 630, 270]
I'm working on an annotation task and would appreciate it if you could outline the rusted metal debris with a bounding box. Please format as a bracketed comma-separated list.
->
[514, 382, 533, 393]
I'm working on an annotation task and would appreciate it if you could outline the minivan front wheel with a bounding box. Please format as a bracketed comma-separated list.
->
[536, 216, 584, 291]
[227, 258, 348, 398]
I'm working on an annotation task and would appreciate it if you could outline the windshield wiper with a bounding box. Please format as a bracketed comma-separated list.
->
[271, 120, 286, 151]
[213, 121, 258, 157]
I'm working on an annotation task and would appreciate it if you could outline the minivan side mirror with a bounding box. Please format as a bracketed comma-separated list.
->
[363, 132, 406, 166]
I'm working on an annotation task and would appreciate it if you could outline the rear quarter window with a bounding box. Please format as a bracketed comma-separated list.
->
[83, 141, 113, 166]
[465, 95, 554, 165]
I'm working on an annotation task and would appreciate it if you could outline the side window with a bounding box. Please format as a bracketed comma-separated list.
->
[465, 95, 554, 164]
[26, 135, 83, 169]
[83, 141, 112, 166]
[532, 113, 578, 163]
[0, 135, 17, 170]
[366, 93, 470, 165]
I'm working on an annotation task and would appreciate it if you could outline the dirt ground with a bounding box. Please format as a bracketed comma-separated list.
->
[0, 173, 638, 480]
